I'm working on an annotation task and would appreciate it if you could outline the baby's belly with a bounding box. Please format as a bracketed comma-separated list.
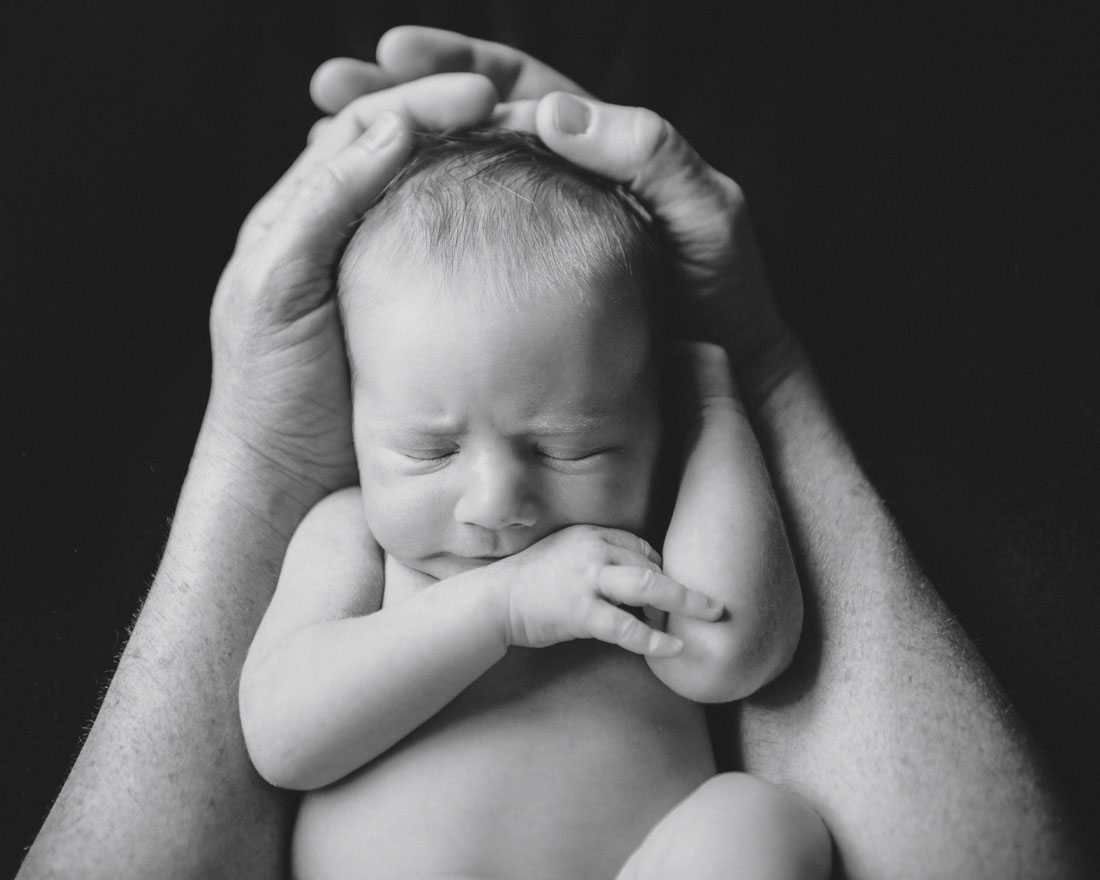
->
[293, 641, 715, 880]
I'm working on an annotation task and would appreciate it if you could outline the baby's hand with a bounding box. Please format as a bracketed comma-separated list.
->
[488, 525, 723, 657]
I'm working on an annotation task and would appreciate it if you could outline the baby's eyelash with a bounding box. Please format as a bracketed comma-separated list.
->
[401, 448, 456, 462]
[537, 447, 610, 463]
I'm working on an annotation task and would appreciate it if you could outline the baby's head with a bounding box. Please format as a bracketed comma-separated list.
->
[338, 129, 669, 579]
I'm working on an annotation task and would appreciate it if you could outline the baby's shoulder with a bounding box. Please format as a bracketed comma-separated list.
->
[294, 486, 371, 545]
[284, 486, 383, 603]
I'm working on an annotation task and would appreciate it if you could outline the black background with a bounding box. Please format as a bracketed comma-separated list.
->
[3, 1, 1098, 873]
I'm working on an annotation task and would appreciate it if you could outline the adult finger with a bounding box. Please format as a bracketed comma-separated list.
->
[310, 57, 399, 114]
[378, 26, 589, 100]
[488, 99, 538, 132]
[312, 26, 590, 114]
[239, 73, 496, 250]
[533, 92, 785, 371]
[535, 92, 743, 283]
[585, 603, 683, 657]
[235, 112, 412, 324]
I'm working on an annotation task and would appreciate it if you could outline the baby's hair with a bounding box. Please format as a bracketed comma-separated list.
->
[338, 127, 667, 324]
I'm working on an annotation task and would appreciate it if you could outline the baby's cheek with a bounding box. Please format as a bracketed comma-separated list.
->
[572, 468, 653, 534]
[361, 472, 449, 560]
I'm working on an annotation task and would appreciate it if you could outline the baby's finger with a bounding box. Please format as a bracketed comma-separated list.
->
[239, 74, 496, 250]
[598, 567, 724, 621]
[593, 527, 663, 569]
[585, 604, 683, 657]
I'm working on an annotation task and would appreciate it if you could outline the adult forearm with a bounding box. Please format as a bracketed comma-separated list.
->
[739, 343, 1089, 879]
[18, 414, 308, 880]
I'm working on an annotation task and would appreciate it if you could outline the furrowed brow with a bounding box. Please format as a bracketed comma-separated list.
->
[523, 413, 612, 436]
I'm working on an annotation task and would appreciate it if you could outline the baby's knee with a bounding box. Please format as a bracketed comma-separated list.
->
[708, 773, 831, 877]
[661, 773, 831, 880]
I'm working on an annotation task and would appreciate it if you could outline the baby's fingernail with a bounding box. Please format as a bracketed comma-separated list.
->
[554, 93, 591, 135]
[364, 112, 400, 150]
[651, 632, 683, 655]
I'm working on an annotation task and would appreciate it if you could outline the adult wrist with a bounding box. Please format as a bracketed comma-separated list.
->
[187, 404, 333, 544]
[730, 321, 808, 414]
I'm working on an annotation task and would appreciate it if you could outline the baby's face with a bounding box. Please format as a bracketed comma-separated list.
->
[343, 270, 662, 580]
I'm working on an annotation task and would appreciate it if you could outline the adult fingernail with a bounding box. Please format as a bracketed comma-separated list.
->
[554, 93, 590, 135]
[364, 112, 399, 150]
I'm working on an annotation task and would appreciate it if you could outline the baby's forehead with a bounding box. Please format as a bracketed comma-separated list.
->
[342, 242, 641, 323]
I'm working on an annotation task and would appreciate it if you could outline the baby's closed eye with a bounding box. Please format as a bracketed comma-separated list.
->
[535, 445, 619, 470]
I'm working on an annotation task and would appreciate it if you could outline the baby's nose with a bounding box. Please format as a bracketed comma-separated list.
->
[453, 458, 537, 531]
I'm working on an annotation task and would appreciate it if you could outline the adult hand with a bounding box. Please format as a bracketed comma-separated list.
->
[312, 26, 799, 406]
[205, 73, 497, 514]
[311, 26, 589, 113]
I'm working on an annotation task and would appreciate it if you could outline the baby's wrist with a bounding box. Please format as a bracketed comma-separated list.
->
[449, 563, 519, 652]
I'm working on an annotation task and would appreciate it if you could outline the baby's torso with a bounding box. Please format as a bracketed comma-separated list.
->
[293, 559, 716, 880]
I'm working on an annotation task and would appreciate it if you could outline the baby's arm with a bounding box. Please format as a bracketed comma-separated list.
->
[239, 489, 719, 791]
[647, 343, 802, 703]
[238, 487, 510, 791]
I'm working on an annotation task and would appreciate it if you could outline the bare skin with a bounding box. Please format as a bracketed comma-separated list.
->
[17, 25, 1091, 880]
[240, 272, 821, 878]
[280, 498, 718, 880]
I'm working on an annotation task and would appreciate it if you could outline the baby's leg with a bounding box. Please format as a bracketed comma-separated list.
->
[616, 773, 831, 880]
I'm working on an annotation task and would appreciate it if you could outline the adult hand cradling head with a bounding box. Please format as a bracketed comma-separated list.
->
[206, 72, 500, 519]
[312, 26, 798, 409]
[206, 24, 799, 529]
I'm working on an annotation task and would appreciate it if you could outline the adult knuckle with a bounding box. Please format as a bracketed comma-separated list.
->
[299, 159, 347, 207]
[307, 116, 333, 145]
[236, 207, 265, 247]
[631, 108, 673, 164]
[235, 245, 282, 296]
[714, 173, 746, 214]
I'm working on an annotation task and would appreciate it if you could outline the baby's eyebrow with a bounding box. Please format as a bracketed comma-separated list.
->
[371, 421, 459, 440]
[521, 413, 613, 435]
[368, 413, 614, 439]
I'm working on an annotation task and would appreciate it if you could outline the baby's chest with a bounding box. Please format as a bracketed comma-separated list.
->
[296, 643, 714, 879]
